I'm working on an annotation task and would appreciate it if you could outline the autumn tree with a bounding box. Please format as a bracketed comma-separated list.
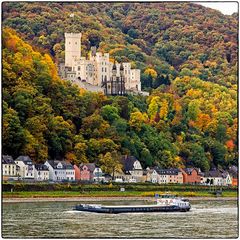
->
[99, 151, 123, 179]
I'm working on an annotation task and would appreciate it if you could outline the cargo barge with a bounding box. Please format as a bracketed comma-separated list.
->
[73, 194, 191, 214]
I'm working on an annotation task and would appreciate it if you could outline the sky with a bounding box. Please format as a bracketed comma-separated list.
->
[196, 2, 238, 15]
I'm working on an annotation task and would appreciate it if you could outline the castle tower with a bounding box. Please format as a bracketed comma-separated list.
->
[65, 33, 82, 68]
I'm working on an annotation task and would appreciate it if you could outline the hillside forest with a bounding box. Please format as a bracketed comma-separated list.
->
[2, 2, 238, 172]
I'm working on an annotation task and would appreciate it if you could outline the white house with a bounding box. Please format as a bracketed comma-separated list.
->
[93, 166, 105, 182]
[156, 168, 183, 184]
[15, 156, 35, 179]
[45, 160, 66, 181]
[64, 161, 75, 181]
[146, 168, 158, 183]
[2, 155, 19, 180]
[34, 164, 49, 181]
[114, 156, 143, 182]
[202, 170, 224, 186]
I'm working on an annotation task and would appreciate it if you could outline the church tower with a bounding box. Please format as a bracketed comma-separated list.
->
[65, 33, 82, 68]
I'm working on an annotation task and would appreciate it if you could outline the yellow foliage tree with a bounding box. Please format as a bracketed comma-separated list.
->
[147, 96, 160, 119]
[159, 99, 168, 120]
[144, 68, 157, 79]
[129, 111, 149, 131]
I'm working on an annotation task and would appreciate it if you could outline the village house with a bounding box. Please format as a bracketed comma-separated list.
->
[2, 155, 19, 180]
[92, 166, 105, 182]
[15, 156, 35, 179]
[146, 168, 158, 183]
[202, 170, 224, 186]
[64, 161, 75, 181]
[34, 164, 49, 181]
[74, 164, 81, 181]
[45, 160, 66, 181]
[114, 156, 143, 182]
[156, 168, 183, 184]
[221, 171, 232, 186]
[79, 163, 105, 182]
[180, 168, 201, 184]
[79, 163, 95, 181]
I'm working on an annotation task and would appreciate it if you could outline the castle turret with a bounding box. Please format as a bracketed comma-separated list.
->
[112, 60, 117, 76]
[120, 63, 124, 76]
[65, 33, 82, 68]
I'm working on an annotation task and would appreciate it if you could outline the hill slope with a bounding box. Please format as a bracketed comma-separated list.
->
[2, 2, 237, 90]
[2, 28, 237, 171]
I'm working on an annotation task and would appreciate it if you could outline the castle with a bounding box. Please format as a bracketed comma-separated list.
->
[59, 33, 143, 95]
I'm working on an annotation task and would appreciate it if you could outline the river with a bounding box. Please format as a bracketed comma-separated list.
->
[2, 199, 238, 238]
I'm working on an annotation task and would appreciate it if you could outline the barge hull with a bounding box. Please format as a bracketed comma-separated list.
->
[74, 205, 190, 214]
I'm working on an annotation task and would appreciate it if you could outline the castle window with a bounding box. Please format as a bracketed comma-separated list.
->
[75, 42, 77, 44]
[78, 66, 80, 71]
[105, 68, 107, 72]
[69, 42, 71, 44]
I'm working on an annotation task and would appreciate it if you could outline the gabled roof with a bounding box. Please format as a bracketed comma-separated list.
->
[204, 170, 223, 178]
[2, 155, 15, 164]
[47, 160, 66, 169]
[35, 164, 49, 171]
[62, 161, 74, 170]
[121, 156, 141, 172]
[80, 163, 96, 172]
[221, 171, 230, 179]
[183, 168, 196, 175]
[15, 156, 33, 165]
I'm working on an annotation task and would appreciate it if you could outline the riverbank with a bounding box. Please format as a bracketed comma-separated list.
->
[2, 196, 237, 203]
[2, 189, 237, 198]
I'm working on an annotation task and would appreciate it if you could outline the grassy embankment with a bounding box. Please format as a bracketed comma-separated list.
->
[2, 182, 238, 198]
[3, 190, 237, 198]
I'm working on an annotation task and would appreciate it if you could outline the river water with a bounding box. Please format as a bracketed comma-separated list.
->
[2, 200, 238, 238]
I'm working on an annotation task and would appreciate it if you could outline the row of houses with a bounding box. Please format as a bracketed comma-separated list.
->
[2, 155, 238, 186]
[2, 155, 104, 182]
